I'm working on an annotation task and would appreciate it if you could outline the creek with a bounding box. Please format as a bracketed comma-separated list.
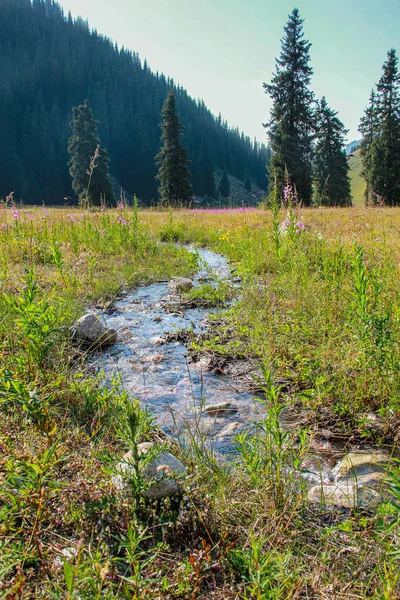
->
[95, 246, 395, 508]
[96, 247, 266, 455]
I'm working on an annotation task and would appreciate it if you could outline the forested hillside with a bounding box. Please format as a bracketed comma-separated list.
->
[0, 0, 270, 205]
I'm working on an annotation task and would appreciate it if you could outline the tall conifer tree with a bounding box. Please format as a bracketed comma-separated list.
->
[359, 49, 400, 205]
[264, 8, 315, 205]
[359, 90, 379, 201]
[155, 90, 193, 207]
[68, 100, 115, 206]
[313, 97, 352, 206]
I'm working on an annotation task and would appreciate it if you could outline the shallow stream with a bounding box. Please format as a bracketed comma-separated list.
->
[95, 246, 395, 505]
[96, 247, 266, 454]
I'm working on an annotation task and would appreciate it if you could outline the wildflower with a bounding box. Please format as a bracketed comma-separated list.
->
[118, 201, 125, 211]
[118, 216, 128, 226]
[284, 183, 293, 204]
[42, 207, 49, 217]
[68, 214, 76, 222]
[27, 213, 34, 221]
[1, 223, 7, 230]
[11, 206, 20, 220]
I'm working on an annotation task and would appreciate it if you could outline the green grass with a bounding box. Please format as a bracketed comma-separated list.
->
[0, 204, 399, 598]
[349, 149, 366, 206]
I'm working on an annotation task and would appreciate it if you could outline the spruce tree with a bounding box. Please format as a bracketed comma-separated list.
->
[244, 176, 252, 193]
[359, 90, 379, 201]
[68, 100, 115, 206]
[218, 170, 230, 199]
[359, 49, 400, 205]
[155, 90, 193, 207]
[313, 97, 352, 206]
[264, 8, 315, 205]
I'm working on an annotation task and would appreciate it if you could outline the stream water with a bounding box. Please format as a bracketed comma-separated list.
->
[96, 247, 266, 454]
[95, 246, 395, 506]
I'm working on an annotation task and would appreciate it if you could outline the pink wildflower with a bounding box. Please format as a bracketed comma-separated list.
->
[11, 206, 20, 220]
[118, 216, 128, 226]
[1, 223, 7, 230]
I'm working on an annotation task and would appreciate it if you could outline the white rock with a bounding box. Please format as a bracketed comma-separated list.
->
[217, 421, 242, 439]
[204, 402, 238, 415]
[168, 277, 193, 295]
[113, 442, 187, 500]
[308, 481, 381, 509]
[73, 314, 117, 347]
[333, 450, 390, 479]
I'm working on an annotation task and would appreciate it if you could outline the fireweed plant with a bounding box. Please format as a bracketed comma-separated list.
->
[0, 203, 398, 598]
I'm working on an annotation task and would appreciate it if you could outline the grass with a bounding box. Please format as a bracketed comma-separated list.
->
[349, 149, 366, 207]
[0, 202, 399, 598]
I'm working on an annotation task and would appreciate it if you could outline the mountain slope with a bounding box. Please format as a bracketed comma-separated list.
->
[0, 0, 270, 205]
[348, 149, 366, 206]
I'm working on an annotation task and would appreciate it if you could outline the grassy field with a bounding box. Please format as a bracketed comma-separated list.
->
[349, 149, 366, 207]
[0, 202, 399, 599]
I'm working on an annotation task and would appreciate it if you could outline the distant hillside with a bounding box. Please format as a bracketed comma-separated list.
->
[348, 149, 366, 206]
[0, 0, 270, 205]
[346, 139, 361, 155]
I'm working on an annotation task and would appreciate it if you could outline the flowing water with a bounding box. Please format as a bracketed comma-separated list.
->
[95, 247, 266, 454]
[95, 246, 395, 504]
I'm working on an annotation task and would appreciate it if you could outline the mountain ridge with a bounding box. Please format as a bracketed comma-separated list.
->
[0, 0, 270, 204]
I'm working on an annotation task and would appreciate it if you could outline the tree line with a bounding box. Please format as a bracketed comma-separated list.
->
[0, 0, 270, 206]
[264, 9, 400, 207]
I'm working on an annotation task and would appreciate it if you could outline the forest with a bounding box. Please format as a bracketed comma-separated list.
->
[0, 0, 270, 205]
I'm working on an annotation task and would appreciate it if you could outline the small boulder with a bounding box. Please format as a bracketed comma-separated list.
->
[73, 313, 117, 347]
[308, 481, 381, 510]
[113, 442, 187, 500]
[204, 401, 238, 416]
[168, 277, 193, 295]
[333, 450, 390, 479]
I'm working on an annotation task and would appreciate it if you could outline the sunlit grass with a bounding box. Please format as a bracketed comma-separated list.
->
[0, 202, 399, 598]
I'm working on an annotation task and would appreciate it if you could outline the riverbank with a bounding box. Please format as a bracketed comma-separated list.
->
[0, 205, 399, 598]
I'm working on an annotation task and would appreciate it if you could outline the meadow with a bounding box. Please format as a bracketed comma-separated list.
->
[0, 201, 399, 599]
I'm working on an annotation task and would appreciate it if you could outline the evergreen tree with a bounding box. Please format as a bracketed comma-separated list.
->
[359, 90, 379, 201]
[359, 49, 400, 205]
[68, 100, 115, 206]
[244, 176, 252, 193]
[218, 170, 230, 199]
[313, 97, 352, 206]
[0, 0, 270, 204]
[264, 8, 315, 205]
[195, 140, 216, 198]
[155, 90, 193, 207]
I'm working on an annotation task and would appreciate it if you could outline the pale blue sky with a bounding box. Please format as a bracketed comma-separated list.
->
[58, 0, 399, 144]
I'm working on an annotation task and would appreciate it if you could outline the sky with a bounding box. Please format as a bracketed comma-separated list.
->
[58, 0, 400, 145]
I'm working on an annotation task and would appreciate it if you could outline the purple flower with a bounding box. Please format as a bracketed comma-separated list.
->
[118, 216, 128, 226]
[191, 207, 257, 214]
[1, 222, 7, 230]
[11, 206, 20, 220]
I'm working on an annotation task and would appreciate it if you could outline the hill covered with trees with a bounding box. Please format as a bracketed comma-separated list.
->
[0, 0, 270, 205]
